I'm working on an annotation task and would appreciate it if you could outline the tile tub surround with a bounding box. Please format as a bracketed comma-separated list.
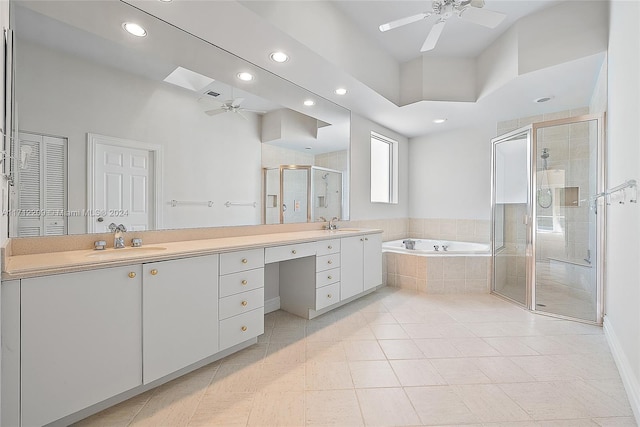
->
[408, 218, 491, 244]
[385, 252, 492, 294]
[75, 288, 636, 427]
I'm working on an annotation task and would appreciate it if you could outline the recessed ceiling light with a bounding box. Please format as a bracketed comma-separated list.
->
[122, 22, 147, 37]
[237, 72, 254, 82]
[433, 118, 447, 124]
[270, 51, 289, 63]
[303, 100, 315, 106]
[534, 96, 553, 103]
[335, 88, 347, 95]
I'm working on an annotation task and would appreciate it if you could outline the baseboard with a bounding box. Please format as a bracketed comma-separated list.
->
[264, 296, 280, 313]
[603, 316, 640, 422]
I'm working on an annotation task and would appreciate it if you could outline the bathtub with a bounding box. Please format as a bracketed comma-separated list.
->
[383, 238, 491, 294]
[382, 238, 490, 256]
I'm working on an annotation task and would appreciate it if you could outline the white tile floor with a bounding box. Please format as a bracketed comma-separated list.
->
[75, 287, 637, 427]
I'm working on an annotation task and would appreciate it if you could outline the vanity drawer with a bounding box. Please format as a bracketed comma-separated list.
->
[316, 268, 340, 288]
[316, 253, 340, 272]
[264, 242, 316, 264]
[219, 288, 265, 320]
[316, 282, 340, 311]
[219, 249, 264, 275]
[219, 268, 264, 298]
[219, 308, 264, 350]
[316, 239, 340, 256]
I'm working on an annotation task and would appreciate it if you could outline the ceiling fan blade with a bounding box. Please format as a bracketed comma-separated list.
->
[231, 97, 245, 107]
[379, 12, 430, 32]
[421, 20, 446, 52]
[205, 109, 226, 116]
[460, 7, 506, 28]
[242, 108, 267, 114]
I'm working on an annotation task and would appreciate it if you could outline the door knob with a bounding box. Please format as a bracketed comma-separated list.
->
[128, 272, 136, 279]
[150, 269, 158, 276]
[97, 217, 104, 222]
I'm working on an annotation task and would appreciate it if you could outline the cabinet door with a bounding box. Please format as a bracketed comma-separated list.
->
[340, 235, 364, 300]
[143, 254, 219, 384]
[21, 266, 142, 427]
[364, 234, 383, 291]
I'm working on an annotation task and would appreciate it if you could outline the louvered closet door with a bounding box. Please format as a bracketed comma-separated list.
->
[15, 132, 67, 237]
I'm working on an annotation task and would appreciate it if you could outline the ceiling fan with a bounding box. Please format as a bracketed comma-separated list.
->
[379, 0, 506, 52]
[200, 97, 266, 120]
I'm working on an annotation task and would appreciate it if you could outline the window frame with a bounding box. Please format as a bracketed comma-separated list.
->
[370, 131, 398, 204]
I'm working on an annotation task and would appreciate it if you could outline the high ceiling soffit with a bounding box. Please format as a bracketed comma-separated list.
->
[124, 0, 608, 138]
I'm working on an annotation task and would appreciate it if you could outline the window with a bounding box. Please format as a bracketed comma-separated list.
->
[370, 132, 398, 204]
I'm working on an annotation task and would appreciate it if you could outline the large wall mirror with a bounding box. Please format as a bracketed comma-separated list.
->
[8, 0, 350, 237]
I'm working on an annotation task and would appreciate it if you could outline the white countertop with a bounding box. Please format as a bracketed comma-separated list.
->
[3, 228, 381, 280]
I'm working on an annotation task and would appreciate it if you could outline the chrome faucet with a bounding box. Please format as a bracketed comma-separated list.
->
[328, 217, 339, 230]
[108, 223, 127, 249]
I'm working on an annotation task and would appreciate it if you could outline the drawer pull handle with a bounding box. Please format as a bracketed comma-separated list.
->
[328, 275, 332, 280]
[360, 238, 364, 241]
[128, 272, 136, 279]
[328, 260, 333, 264]
[328, 245, 333, 249]
[241, 280, 248, 285]
[327, 293, 332, 298]
[241, 326, 248, 332]
[365, 237, 369, 241]
[241, 301, 248, 306]
[292, 250, 297, 254]
[241, 258, 248, 264]
[150, 269, 158, 276]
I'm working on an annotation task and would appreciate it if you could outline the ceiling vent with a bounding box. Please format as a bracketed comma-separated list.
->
[205, 90, 220, 97]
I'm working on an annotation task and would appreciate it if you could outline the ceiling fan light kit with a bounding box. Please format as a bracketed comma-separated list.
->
[379, 0, 506, 52]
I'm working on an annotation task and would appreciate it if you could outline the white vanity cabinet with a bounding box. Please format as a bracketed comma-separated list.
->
[218, 249, 265, 351]
[20, 265, 143, 427]
[142, 254, 219, 384]
[279, 239, 342, 319]
[340, 234, 383, 300]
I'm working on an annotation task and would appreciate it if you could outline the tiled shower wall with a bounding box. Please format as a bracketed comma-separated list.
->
[496, 107, 593, 286]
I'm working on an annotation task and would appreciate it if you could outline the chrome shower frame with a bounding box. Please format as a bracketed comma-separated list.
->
[491, 113, 606, 325]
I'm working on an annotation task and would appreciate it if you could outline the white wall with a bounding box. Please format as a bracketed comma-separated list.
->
[0, 0, 10, 248]
[349, 113, 409, 220]
[16, 40, 263, 234]
[408, 124, 495, 220]
[604, 0, 640, 420]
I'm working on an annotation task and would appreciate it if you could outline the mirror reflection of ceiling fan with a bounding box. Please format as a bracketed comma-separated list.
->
[379, 0, 506, 52]
[202, 97, 267, 120]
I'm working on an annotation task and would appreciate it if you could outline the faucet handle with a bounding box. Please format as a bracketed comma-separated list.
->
[94, 240, 107, 250]
[318, 216, 327, 222]
[117, 224, 127, 232]
[131, 238, 142, 247]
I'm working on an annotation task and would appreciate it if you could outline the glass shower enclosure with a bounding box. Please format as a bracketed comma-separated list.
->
[491, 114, 604, 323]
[263, 165, 343, 224]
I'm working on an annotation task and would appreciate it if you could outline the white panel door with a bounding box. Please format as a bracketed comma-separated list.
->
[142, 255, 219, 384]
[92, 141, 153, 232]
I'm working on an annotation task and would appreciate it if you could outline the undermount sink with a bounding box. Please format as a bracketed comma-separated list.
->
[86, 246, 167, 258]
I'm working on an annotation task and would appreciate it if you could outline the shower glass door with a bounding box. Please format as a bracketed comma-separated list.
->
[281, 166, 310, 224]
[532, 116, 603, 322]
[491, 128, 531, 306]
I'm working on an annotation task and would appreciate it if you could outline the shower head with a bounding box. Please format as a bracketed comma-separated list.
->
[541, 148, 550, 160]
[541, 148, 550, 170]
